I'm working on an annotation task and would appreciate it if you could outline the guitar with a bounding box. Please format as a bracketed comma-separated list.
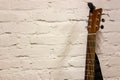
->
[84, 2, 105, 80]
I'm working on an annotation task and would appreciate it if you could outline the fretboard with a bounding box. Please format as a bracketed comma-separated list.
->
[85, 34, 96, 80]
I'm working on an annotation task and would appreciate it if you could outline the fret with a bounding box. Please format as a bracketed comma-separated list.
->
[87, 52, 95, 54]
[87, 39, 96, 41]
[87, 52, 94, 55]
[87, 46, 95, 48]
[85, 65, 94, 71]
[86, 59, 95, 61]
[86, 59, 94, 64]
[88, 33, 96, 35]
[87, 34, 96, 38]
[85, 75, 94, 80]
[86, 64, 94, 66]
[86, 70, 94, 72]
[86, 54, 94, 59]
[85, 65, 94, 70]
[85, 75, 94, 77]
[85, 70, 94, 75]
[87, 47, 95, 52]
[87, 43, 95, 47]
[87, 38, 96, 42]
[88, 40, 95, 43]
[87, 42, 95, 47]
[87, 41, 96, 47]
[85, 75, 94, 79]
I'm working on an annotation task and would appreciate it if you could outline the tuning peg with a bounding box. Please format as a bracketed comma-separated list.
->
[101, 25, 104, 29]
[101, 18, 105, 22]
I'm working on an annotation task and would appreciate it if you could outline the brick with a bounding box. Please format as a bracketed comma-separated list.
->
[105, 77, 120, 80]
[103, 64, 120, 78]
[102, 21, 120, 32]
[9, 56, 70, 70]
[109, 10, 120, 21]
[0, 34, 18, 47]
[16, 35, 31, 48]
[0, 22, 50, 34]
[99, 56, 120, 78]
[70, 32, 87, 45]
[68, 56, 85, 67]
[0, 0, 48, 10]
[51, 45, 86, 57]
[0, 10, 31, 22]
[0, 59, 23, 70]
[51, 67, 85, 80]
[0, 47, 15, 60]
[50, 21, 87, 35]
[25, 57, 69, 69]
[0, 70, 42, 80]
[29, 34, 67, 45]
[103, 32, 120, 44]
[100, 43, 119, 56]
[37, 69, 51, 80]
[0, 45, 51, 59]
[0, 22, 36, 34]
[17, 45, 51, 58]
[107, 56, 120, 67]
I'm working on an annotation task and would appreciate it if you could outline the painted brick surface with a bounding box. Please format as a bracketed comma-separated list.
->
[0, 0, 120, 80]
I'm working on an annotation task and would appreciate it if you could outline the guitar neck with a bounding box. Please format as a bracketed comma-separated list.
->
[85, 33, 96, 80]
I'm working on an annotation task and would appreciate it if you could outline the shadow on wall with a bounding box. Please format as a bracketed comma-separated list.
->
[53, 22, 82, 80]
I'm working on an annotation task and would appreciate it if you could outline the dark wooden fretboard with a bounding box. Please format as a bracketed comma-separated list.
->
[85, 33, 96, 80]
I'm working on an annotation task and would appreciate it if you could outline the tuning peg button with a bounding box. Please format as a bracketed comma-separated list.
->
[101, 25, 104, 29]
[101, 18, 105, 22]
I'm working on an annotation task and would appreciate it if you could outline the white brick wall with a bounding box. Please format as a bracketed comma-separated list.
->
[0, 0, 120, 80]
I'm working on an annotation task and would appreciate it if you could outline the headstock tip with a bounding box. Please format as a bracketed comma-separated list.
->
[87, 2, 96, 12]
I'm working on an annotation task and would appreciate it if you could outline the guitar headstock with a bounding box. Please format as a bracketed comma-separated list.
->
[87, 3, 104, 33]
